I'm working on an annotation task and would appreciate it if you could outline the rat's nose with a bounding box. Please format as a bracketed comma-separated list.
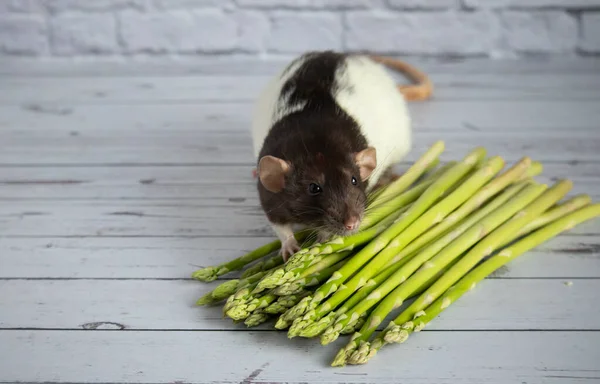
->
[344, 216, 360, 231]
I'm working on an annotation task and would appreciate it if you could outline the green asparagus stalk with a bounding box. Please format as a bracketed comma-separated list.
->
[273, 258, 349, 296]
[391, 179, 572, 327]
[287, 151, 497, 337]
[517, 194, 591, 236]
[367, 141, 445, 208]
[366, 157, 441, 205]
[519, 161, 542, 180]
[196, 262, 283, 306]
[330, 182, 548, 367]
[252, 207, 405, 294]
[244, 311, 271, 327]
[191, 229, 310, 282]
[276, 148, 485, 329]
[361, 161, 457, 230]
[225, 291, 278, 321]
[224, 260, 320, 317]
[226, 255, 351, 319]
[317, 243, 458, 337]
[241, 252, 284, 279]
[382, 157, 534, 270]
[419, 161, 456, 184]
[357, 202, 600, 365]
[317, 253, 462, 343]
[264, 291, 312, 315]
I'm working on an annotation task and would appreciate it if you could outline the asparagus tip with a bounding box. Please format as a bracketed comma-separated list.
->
[191, 266, 218, 282]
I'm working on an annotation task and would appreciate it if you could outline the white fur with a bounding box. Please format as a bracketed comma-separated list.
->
[250, 53, 412, 191]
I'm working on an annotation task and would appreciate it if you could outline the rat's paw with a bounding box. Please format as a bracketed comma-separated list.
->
[251, 168, 258, 179]
[281, 237, 301, 262]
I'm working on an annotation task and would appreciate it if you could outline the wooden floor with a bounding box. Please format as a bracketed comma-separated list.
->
[1, 57, 600, 383]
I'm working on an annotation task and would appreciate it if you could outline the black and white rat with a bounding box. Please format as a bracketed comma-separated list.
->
[250, 50, 432, 261]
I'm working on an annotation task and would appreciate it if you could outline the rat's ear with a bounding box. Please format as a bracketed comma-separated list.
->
[258, 155, 291, 193]
[354, 147, 377, 181]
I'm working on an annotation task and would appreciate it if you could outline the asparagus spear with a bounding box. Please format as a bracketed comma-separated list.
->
[367, 140, 445, 208]
[191, 229, 310, 282]
[196, 262, 283, 306]
[357, 202, 600, 364]
[287, 151, 497, 337]
[263, 291, 312, 315]
[273, 258, 349, 296]
[226, 255, 351, 319]
[317, 248, 461, 344]
[241, 252, 284, 279]
[419, 161, 456, 184]
[244, 312, 271, 327]
[330, 182, 548, 367]
[380, 157, 535, 271]
[517, 194, 591, 236]
[366, 157, 441, 205]
[361, 161, 457, 229]
[252, 207, 405, 294]
[311, 181, 530, 340]
[225, 291, 278, 321]
[392, 179, 572, 327]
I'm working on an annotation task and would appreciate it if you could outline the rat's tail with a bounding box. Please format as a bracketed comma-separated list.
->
[369, 55, 433, 102]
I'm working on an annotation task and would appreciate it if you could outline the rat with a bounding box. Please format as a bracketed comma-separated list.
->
[250, 50, 432, 261]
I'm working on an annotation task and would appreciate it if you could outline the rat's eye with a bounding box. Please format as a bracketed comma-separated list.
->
[308, 183, 322, 195]
[351, 176, 358, 186]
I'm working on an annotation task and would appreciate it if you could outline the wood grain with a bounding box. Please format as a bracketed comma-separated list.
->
[1, 199, 598, 237]
[1, 162, 599, 201]
[3, 100, 600, 134]
[2, 128, 599, 165]
[1, 330, 599, 383]
[1, 234, 598, 279]
[2, 56, 599, 76]
[1, 279, 598, 331]
[1, 74, 599, 104]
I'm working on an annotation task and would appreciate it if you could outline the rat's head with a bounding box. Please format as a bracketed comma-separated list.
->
[257, 146, 377, 238]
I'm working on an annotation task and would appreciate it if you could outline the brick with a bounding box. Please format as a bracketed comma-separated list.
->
[236, 0, 371, 9]
[266, 12, 343, 53]
[498, 11, 577, 53]
[119, 9, 237, 53]
[0, 15, 48, 55]
[580, 12, 600, 52]
[463, 0, 600, 9]
[234, 11, 270, 53]
[151, 0, 235, 9]
[45, 0, 146, 12]
[387, 0, 458, 9]
[345, 11, 498, 55]
[0, 0, 46, 13]
[50, 13, 118, 55]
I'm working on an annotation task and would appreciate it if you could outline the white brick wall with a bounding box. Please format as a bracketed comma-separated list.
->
[0, 0, 597, 58]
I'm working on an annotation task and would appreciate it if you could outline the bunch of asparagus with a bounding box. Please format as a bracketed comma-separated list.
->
[191, 141, 600, 366]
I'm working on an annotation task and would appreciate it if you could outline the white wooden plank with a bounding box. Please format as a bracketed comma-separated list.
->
[1, 198, 599, 237]
[1, 162, 599, 201]
[3, 101, 600, 134]
[2, 56, 599, 77]
[1, 330, 599, 383]
[2, 129, 599, 165]
[2, 74, 600, 104]
[0, 201, 268, 237]
[1, 233, 599, 279]
[0, 235, 598, 279]
[0, 237, 274, 279]
[1, 279, 598, 330]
